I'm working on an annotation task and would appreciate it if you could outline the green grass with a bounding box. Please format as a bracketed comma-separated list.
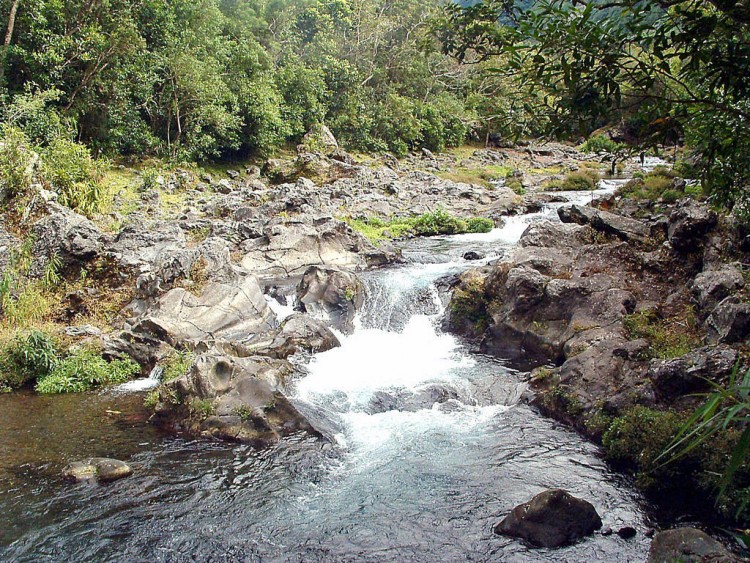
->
[161, 349, 195, 382]
[545, 170, 600, 191]
[345, 210, 494, 243]
[437, 164, 514, 188]
[35, 348, 139, 394]
[623, 309, 700, 359]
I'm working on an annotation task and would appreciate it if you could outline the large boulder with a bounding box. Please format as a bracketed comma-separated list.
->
[706, 297, 750, 344]
[0, 225, 19, 276]
[647, 528, 740, 562]
[241, 218, 395, 279]
[648, 345, 738, 399]
[214, 314, 340, 360]
[558, 204, 652, 244]
[128, 275, 275, 349]
[32, 202, 109, 271]
[668, 200, 718, 251]
[494, 489, 602, 548]
[296, 266, 364, 333]
[691, 264, 745, 313]
[151, 352, 320, 446]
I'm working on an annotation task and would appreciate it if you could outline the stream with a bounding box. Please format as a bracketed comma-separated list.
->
[0, 182, 654, 562]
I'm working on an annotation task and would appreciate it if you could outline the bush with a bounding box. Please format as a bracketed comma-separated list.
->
[618, 168, 688, 202]
[35, 348, 139, 394]
[549, 170, 600, 191]
[602, 406, 685, 489]
[0, 330, 59, 391]
[412, 209, 466, 235]
[161, 349, 194, 382]
[41, 138, 106, 216]
[465, 217, 494, 233]
[580, 134, 625, 153]
[0, 125, 35, 200]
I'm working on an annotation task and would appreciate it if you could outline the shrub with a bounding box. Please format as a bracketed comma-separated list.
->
[35, 348, 139, 394]
[0, 125, 35, 200]
[580, 134, 625, 153]
[549, 170, 599, 191]
[0, 330, 60, 391]
[465, 217, 494, 233]
[161, 349, 195, 382]
[412, 209, 466, 235]
[41, 138, 106, 216]
[602, 406, 684, 489]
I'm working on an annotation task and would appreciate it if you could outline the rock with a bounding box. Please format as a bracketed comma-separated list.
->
[648, 345, 738, 399]
[494, 489, 602, 548]
[296, 266, 363, 333]
[152, 352, 320, 446]
[0, 225, 19, 277]
[241, 218, 397, 279]
[301, 124, 339, 152]
[216, 179, 234, 194]
[617, 526, 637, 539]
[215, 314, 340, 360]
[519, 221, 590, 249]
[226, 169, 240, 180]
[463, 251, 485, 261]
[706, 297, 750, 343]
[647, 528, 740, 562]
[32, 203, 109, 270]
[246, 165, 261, 179]
[690, 264, 745, 313]
[558, 204, 651, 244]
[668, 200, 718, 251]
[63, 458, 133, 482]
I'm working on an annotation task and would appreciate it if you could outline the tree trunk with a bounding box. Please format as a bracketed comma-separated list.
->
[0, 0, 20, 86]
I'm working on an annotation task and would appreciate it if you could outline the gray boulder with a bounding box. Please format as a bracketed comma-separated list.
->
[152, 352, 319, 445]
[691, 264, 745, 313]
[558, 204, 651, 244]
[131, 275, 275, 347]
[668, 200, 718, 251]
[706, 297, 750, 344]
[32, 203, 109, 270]
[648, 345, 738, 399]
[647, 528, 740, 562]
[296, 266, 364, 333]
[494, 489, 602, 548]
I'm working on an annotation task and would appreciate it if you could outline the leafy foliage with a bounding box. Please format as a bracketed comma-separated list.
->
[0, 329, 59, 391]
[35, 348, 139, 394]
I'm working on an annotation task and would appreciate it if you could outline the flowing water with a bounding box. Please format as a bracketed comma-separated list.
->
[0, 183, 655, 562]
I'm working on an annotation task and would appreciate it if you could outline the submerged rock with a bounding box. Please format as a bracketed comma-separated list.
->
[494, 489, 602, 548]
[63, 458, 133, 483]
[647, 528, 740, 562]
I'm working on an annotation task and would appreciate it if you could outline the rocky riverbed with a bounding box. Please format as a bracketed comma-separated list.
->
[1, 139, 747, 560]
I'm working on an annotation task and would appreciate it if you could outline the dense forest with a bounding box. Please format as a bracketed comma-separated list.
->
[0, 0, 515, 159]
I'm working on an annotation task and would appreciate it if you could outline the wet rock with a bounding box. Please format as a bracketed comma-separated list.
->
[463, 251, 485, 261]
[215, 314, 340, 360]
[296, 266, 363, 333]
[617, 526, 637, 539]
[690, 264, 745, 313]
[648, 345, 738, 399]
[494, 489, 602, 548]
[63, 458, 133, 482]
[668, 200, 718, 251]
[706, 297, 750, 343]
[152, 352, 320, 446]
[647, 528, 740, 562]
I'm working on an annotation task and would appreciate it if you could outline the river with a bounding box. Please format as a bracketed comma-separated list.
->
[0, 182, 653, 561]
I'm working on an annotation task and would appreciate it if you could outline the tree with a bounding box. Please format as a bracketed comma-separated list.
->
[441, 0, 750, 208]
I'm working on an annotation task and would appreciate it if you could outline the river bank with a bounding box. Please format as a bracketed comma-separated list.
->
[0, 140, 745, 560]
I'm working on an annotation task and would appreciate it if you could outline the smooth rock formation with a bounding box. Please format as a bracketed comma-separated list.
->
[494, 489, 603, 548]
